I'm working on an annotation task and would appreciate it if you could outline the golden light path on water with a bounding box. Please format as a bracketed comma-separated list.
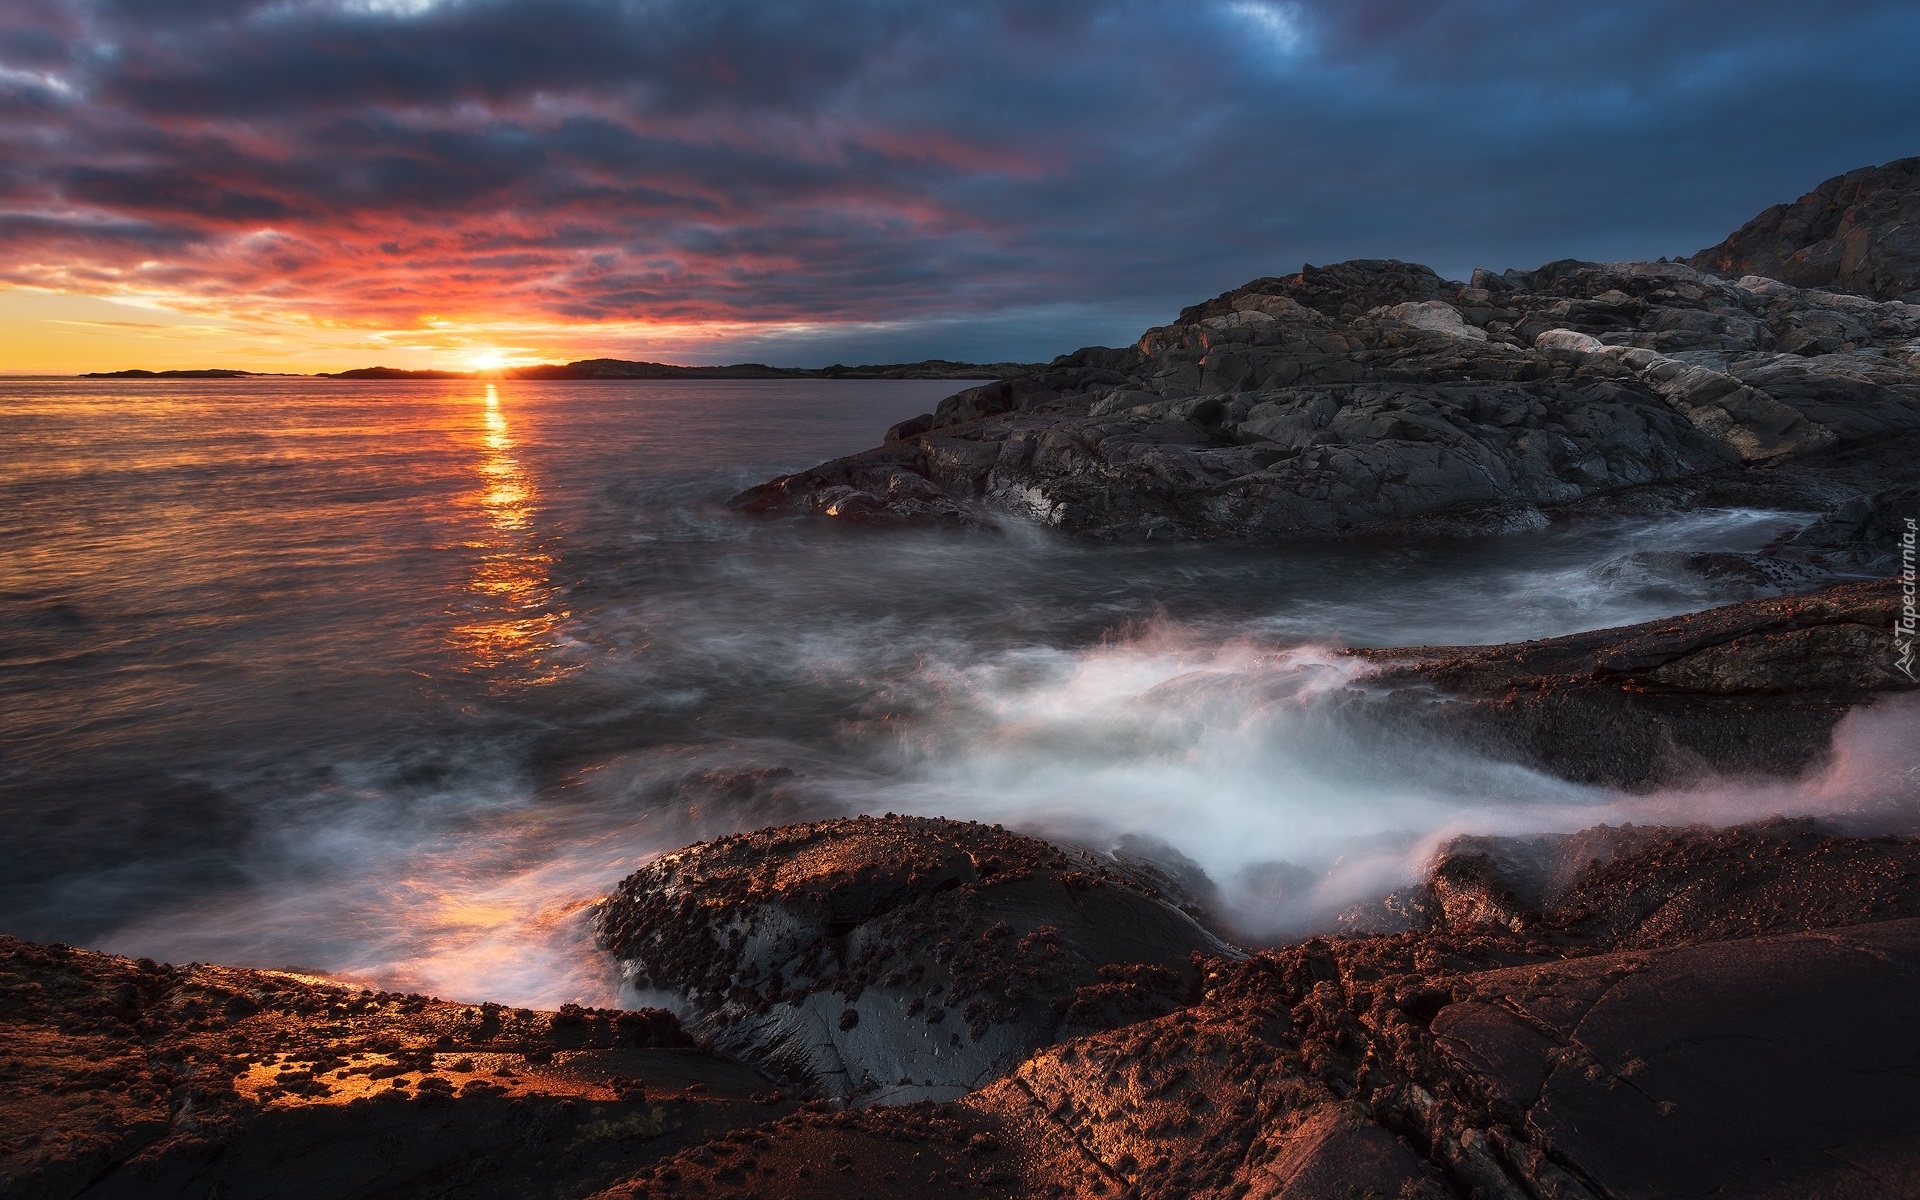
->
[353, 382, 616, 1004]
[450, 383, 571, 682]
[5, 375, 973, 1008]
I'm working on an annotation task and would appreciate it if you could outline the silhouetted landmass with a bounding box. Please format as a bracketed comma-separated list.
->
[79, 368, 262, 379]
[82, 359, 1035, 381]
[514, 358, 1034, 380]
[324, 359, 1034, 381]
[321, 366, 471, 380]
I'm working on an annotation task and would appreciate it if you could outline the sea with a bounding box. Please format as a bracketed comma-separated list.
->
[3, 376, 1914, 1007]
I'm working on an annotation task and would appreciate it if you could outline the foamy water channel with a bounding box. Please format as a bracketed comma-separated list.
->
[2, 376, 1913, 1007]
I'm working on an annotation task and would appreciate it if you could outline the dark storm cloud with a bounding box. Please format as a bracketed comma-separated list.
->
[2, 0, 1917, 360]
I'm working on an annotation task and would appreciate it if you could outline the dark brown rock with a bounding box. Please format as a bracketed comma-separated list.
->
[585, 1102, 1023, 1200]
[933, 820, 1920, 1199]
[1348, 578, 1914, 787]
[21, 814, 1920, 1199]
[1376, 816, 1920, 946]
[1690, 156, 1920, 302]
[1432, 919, 1920, 1198]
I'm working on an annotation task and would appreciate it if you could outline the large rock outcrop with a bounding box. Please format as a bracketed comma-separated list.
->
[598, 819, 1920, 1200]
[594, 816, 1233, 1104]
[1348, 577, 1914, 788]
[734, 257, 1920, 541]
[19, 816, 1920, 1199]
[1690, 156, 1920, 302]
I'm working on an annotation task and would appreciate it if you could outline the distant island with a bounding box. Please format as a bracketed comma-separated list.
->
[80, 357, 1036, 381]
[78, 368, 286, 379]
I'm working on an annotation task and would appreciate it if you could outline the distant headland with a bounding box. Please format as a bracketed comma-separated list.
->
[79, 358, 1036, 381]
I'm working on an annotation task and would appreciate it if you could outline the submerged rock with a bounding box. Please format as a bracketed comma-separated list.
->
[1349, 577, 1915, 788]
[593, 815, 1234, 1103]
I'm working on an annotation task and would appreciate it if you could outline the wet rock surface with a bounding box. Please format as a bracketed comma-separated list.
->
[1348, 577, 1915, 788]
[588, 818, 1920, 1199]
[15, 817, 1920, 1198]
[595, 815, 1232, 1104]
[0, 935, 795, 1200]
[18, 159, 1920, 1199]
[1428, 920, 1920, 1199]
[733, 254, 1920, 543]
[1374, 816, 1920, 945]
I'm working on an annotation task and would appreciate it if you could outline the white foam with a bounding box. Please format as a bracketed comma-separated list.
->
[92, 505, 1913, 1005]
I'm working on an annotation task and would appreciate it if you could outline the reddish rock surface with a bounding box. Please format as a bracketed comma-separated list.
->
[14, 816, 1920, 1198]
[0, 936, 790, 1199]
[1690, 156, 1920, 302]
[579, 817, 1920, 1199]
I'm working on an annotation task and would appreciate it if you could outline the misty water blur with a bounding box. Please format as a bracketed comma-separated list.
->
[3, 376, 1912, 1007]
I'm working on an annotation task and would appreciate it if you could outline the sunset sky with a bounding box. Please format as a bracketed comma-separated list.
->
[3, 0, 1918, 374]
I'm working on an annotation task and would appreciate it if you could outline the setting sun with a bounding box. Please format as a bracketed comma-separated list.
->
[467, 349, 509, 373]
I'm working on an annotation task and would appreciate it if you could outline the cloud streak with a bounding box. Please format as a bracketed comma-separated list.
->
[2, 0, 1918, 367]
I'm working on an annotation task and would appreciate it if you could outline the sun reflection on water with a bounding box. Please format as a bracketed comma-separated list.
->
[450, 383, 571, 683]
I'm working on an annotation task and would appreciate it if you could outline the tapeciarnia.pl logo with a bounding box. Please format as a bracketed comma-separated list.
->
[1899, 516, 1917, 681]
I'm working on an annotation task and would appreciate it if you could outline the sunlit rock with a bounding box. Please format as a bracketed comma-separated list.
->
[594, 815, 1235, 1103]
[0, 936, 780, 1200]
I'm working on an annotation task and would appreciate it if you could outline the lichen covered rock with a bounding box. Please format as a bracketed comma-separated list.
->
[594, 815, 1234, 1103]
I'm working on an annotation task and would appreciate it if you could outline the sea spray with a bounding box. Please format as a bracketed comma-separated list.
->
[20, 377, 1893, 1007]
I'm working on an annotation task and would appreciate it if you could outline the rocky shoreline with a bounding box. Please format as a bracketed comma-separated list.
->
[11, 803, 1920, 1198]
[732, 160, 1920, 549]
[10, 162, 1920, 1198]
[8, 577, 1917, 1198]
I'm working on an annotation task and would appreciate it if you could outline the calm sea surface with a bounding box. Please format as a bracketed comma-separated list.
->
[2, 376, 1904, 1005]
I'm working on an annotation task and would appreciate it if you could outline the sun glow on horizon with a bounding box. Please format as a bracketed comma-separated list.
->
[0, 284, 980, 376]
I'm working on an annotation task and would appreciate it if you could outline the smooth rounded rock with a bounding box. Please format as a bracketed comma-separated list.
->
[594, 815, 1236, 1103]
